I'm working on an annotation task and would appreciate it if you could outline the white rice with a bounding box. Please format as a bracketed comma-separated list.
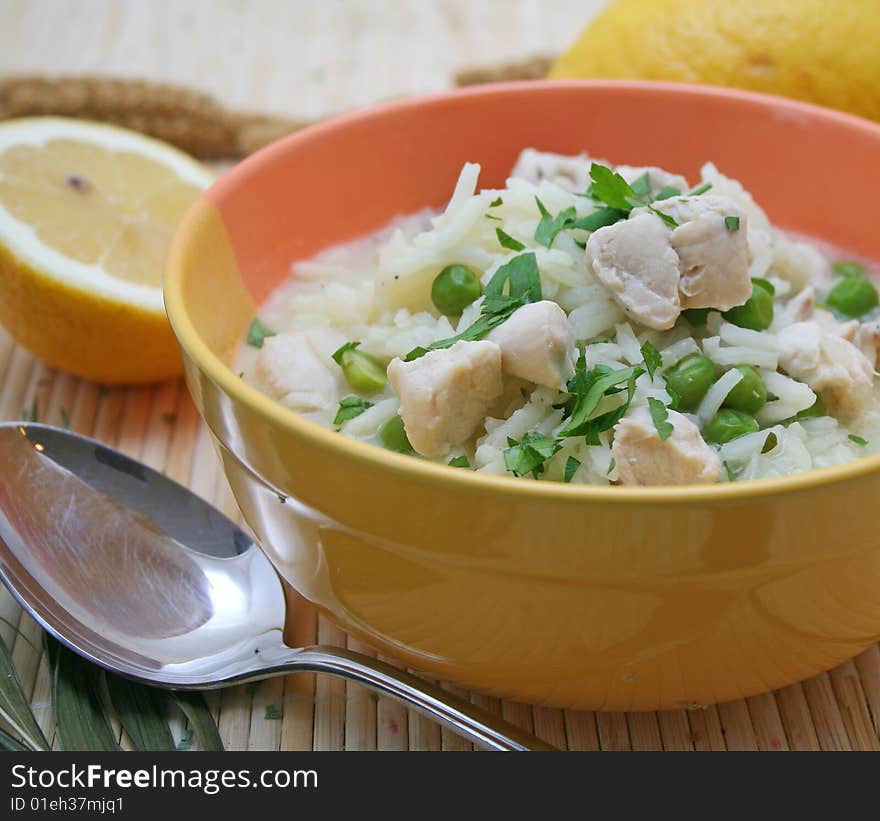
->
[242, 151, 880, 486]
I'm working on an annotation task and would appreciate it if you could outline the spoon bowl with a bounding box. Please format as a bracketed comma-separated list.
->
[0, 423, 553, 750]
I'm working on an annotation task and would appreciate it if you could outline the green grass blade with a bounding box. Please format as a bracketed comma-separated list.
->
[170, 691, 224, 751]
[45, 635, 119, 751]
[0, 723, 31, 751]
[0, 633, 49, 750]
[106, 674, 175, 751]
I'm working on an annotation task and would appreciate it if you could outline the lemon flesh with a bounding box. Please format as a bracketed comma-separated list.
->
[551, 0, 880, 124]
[0, 117, 213, 384]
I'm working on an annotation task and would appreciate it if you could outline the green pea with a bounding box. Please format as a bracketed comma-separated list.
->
[704, 409, 760, 444]
[722, 281, 774, 331]
[826, 277, 878, 318]
[832, 260, 866, 278]
[338, 348, 387, 394]
[682, 307, 710, 326]
[431, 264, 482, 316]
[379, 415, 412, 453]
[723, 365, 767, 414]
[664, 353, 717, 410]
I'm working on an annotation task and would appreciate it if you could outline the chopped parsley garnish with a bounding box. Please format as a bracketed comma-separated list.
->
[246, 317, 276, 348]
[640, 340, 662, 380]
[647, 397, 674, 441]
[751, 277, 775, 296]
[588, 163, 638, 211]
[489, 196, 503, 207]
[558, 346, 645, 437]
[607, 458, 616, 476]
[484, 213, 502, 221]
[504, 432, 562, 478]
[496, 227, 526, 251]
[723, 461, 735, 482]
[581, 373, 638, 445]
[404, 252, 541, 361]
[724, 215, 741, 231]
[688, 182, 713, 196]
[534, 198, 577, 247]
[654, 185, 681, 201]
[331, 340, 361, 364]
[563, 456, 581, 483]
[448, 455, 470, 468]
[629, 172, 652, 198]
[333, 395, 373, 426]
[849, 434, 869, 446]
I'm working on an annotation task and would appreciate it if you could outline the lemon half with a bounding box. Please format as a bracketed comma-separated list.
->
[0, 117, 214, 384]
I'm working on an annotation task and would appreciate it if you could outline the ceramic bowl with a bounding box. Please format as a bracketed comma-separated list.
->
[165, 81, 880, 710]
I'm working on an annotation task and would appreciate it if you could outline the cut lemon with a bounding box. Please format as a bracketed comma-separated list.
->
[0, 117, 214, 384]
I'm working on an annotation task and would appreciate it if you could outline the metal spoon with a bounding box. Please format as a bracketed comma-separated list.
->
[0, 423, 554, 751]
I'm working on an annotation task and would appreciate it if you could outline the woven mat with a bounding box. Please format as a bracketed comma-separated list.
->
[2, 0, 880, 751]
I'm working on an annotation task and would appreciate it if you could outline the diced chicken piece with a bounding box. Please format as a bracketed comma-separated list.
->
[616, 165, 690, 196]
[612, 406, 721, 486]
[778, 285, 816, 326]
[509, 148, 591, 192]
[586, 213, 681, 330]
[387, 340, 503, 457]
[486, 300, 576, 389]
[776, 286, 858, 339]
[777, 321, 875, 419]
[254, 329, 347, 412]
[855, 318, 880, 368]
[651, 195, 751, 311]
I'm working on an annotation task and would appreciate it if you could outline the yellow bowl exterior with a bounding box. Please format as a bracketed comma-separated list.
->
[165, 83, 880, 710]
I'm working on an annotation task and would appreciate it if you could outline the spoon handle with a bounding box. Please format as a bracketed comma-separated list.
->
[254, 644, 556, 751]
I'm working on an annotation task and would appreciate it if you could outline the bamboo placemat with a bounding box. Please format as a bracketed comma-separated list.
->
[1, 0, 879, 751]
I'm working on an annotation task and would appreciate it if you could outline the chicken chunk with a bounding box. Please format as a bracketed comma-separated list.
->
[616, 165, 690, 196]
[855, 318, 880, 368]
[777, 286, 858, 339]
[587, 213, 682, 330]
[611, 406, 721, 486]
[254, 329, 347, 412]
[651, 195, 751, 311]
[510, 148, 591, 193]
[777, 321, 875, 418]
[487, 300, 576, 389]
[387, 340, 503, 457]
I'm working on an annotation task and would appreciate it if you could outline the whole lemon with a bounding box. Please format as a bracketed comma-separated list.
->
[550, 0, 880, 123]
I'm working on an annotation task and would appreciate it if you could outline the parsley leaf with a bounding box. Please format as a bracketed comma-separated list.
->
[629, 172, 652, 197]
[563, 456, 581, 483]
[496, 227, 526, 251]
[723, 460, 735, 482]
[607, 457, 616, 476]
[588, 163, 638, 211]
[404, 253, 541, 361]
[647, 397, 674, 441]
[849, 434, 869, 446]
[504, 432, 561, 478]
[640, 340, 662, 380]
[688, 182, 713, 196]
[654, 185, 681, 201]
[581, 371, 639, 444]
[448, 455, 470, 468]
[558, 358, 645, 438]
[331, 340, 360, 364]
[751, 277, 775, 296]
[333, 395, 373, 426]
[534, 198, 578, 247]
[246, 318, 276, 348]
[489, 196, 503, 207]
[724, 215, 740, 231]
